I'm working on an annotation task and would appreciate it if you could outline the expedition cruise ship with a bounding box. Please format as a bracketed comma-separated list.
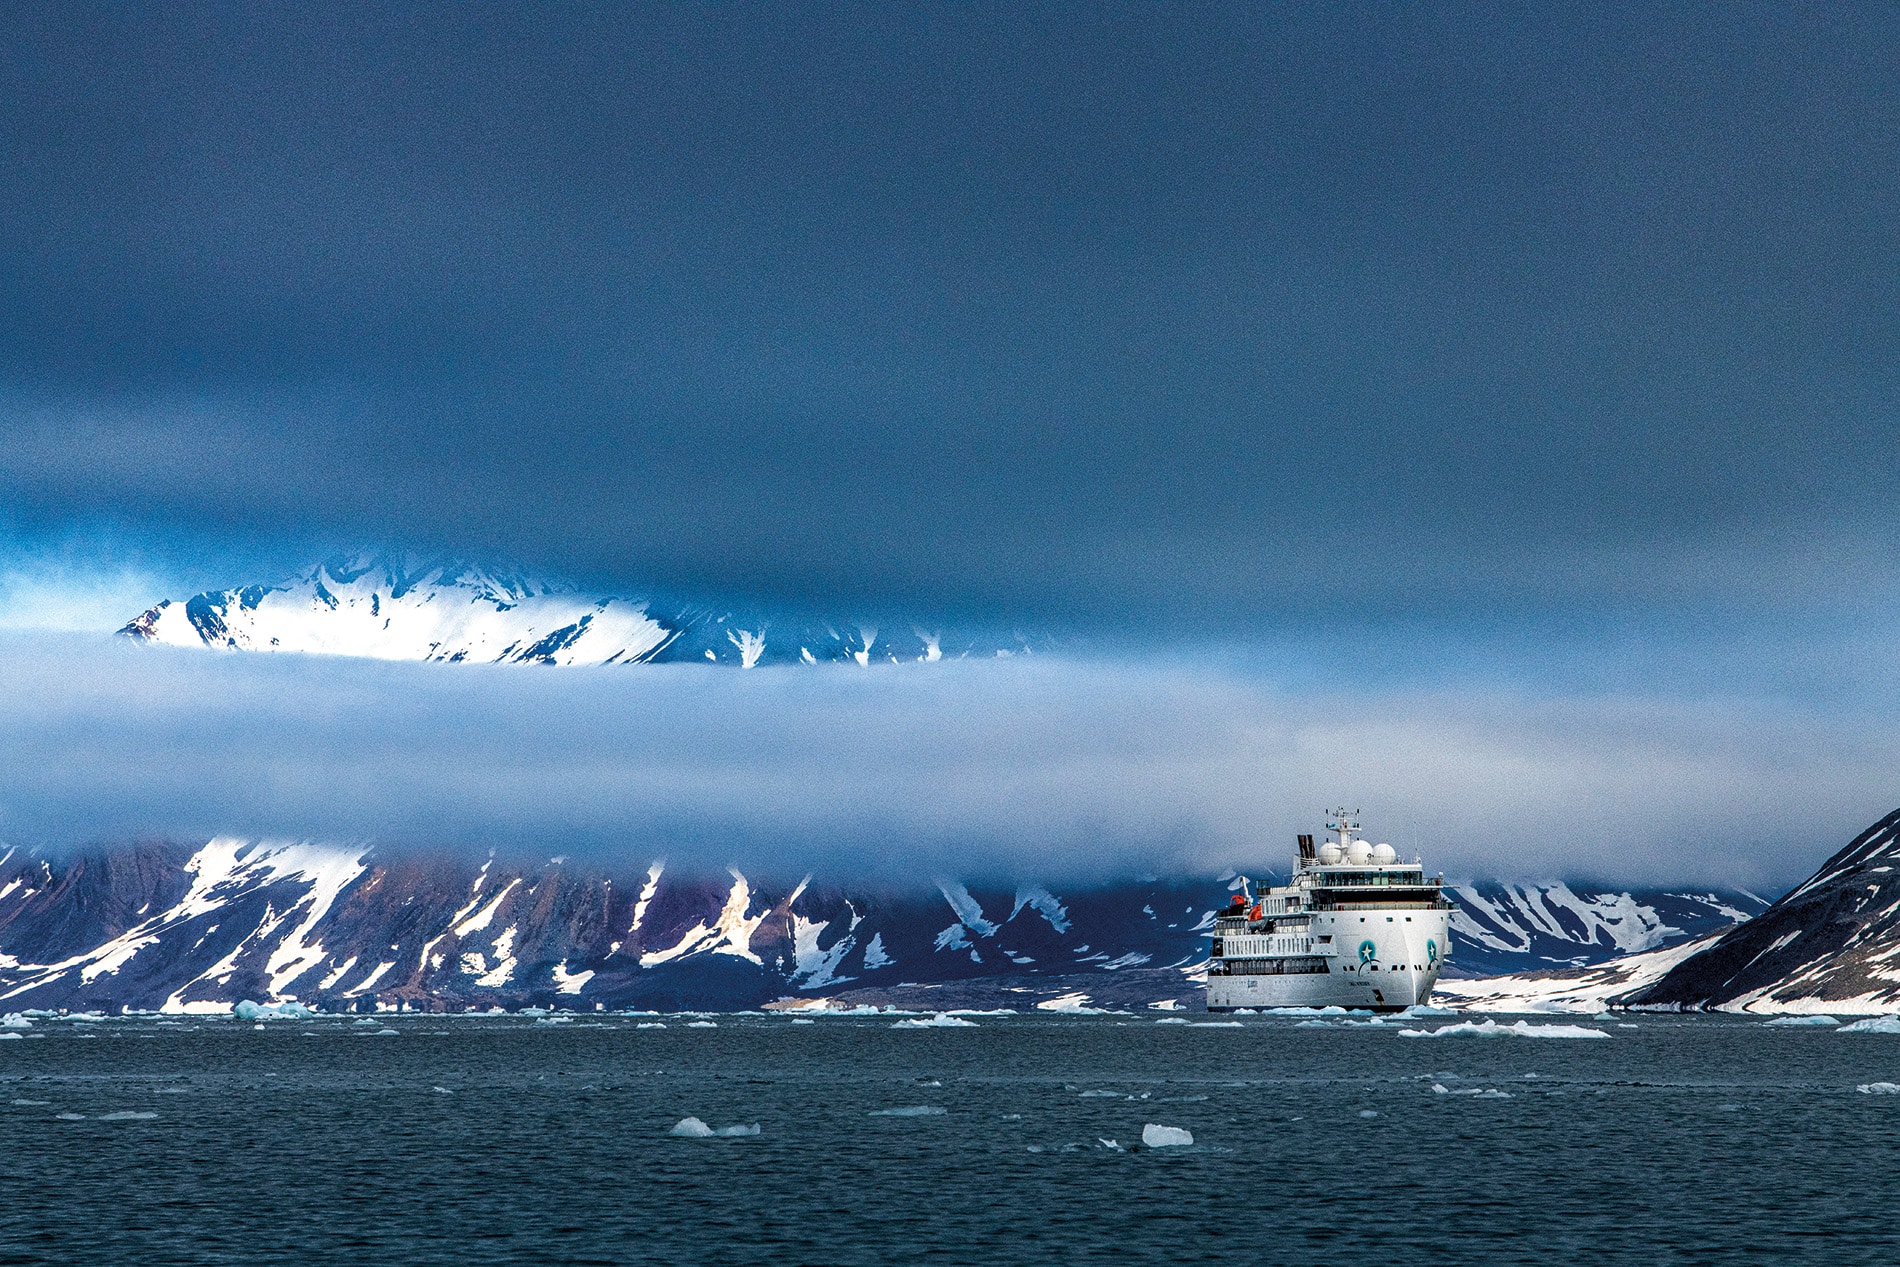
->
[1206, 811, 1456, 1012]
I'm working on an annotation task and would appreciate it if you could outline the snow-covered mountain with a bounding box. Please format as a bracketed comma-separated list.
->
[1447, 881, 1769, 976]
[0, 840, 1765, 1013]
[119, 554, 1033, 667]
[1618, 806, 1900, 1014]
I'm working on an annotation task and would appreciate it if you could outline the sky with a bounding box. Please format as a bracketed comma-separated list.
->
[1, 5, 1896, 887]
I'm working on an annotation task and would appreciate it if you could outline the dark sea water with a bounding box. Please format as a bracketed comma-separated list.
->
[4, 1010, 1899, 1265]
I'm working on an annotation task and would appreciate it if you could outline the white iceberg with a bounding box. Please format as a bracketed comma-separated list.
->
[234, 1000, 315, 1021]
[0, 1014, 30, 1029]
[891, 1013, 976, 1029]
[1399, 1020, 1608, 1039]
[98, 1111, 158, 1121]
[1839, 1016, 1900, 1034]
[1140, 1124, 1193, 1147]
[1856, 1082, 1900, 1094]
[1399, 1004, 1460, 1018]
[1764, 1015, 1840, 1027]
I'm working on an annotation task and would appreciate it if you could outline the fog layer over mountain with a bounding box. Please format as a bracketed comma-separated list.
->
[2, 632, 1886, 889]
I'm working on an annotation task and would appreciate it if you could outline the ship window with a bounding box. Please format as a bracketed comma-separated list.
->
[1386, 917, 1394, 922]
[1405, 917, 1412, 922]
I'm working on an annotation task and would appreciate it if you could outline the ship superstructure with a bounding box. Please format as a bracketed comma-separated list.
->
[1206, 810, 1456, 1012]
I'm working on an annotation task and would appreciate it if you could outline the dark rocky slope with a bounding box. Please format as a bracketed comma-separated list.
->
[1623, 806, 1900, 1013]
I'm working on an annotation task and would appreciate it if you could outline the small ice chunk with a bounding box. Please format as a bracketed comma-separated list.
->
[0, 1014, 31, 1029]
[99, 1111, 157, 1121]
[790, 1018, 815, 1025]
[1190, 1021, 1243, 1028]
[670, 1117, 716, 1137]
[11, 1098, 50, 1106]
[432, 1086, 453, 1095]
[714, 1123, 760, 1137]
[637, 1023, 667, 1029]
[1358, 1110, 1379, 1118]
[1155, 1018, 1189, 1025]
[1401, 1004, 1460, 1018]
[1857, 1082, 1900, 1094]
[891, 1013, 976, 1029]
[1140, 1123, 1193, 1147]
[56, 1112, 87, 1121]
[1765, 1015, 1840, 1027]
[1839, 1016, 1900, 1034]
[868, 1105, 947, 1117]
[1098, 1138, 1122, 1150]
[0, 1033, 21, 1041]
[687, 1021, 718, 1029]
[1078, 1090, 1120, 1098]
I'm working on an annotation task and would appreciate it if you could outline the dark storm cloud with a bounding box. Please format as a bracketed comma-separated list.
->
[1, 5, 1896, 623]
[2, 634, 1892, 889]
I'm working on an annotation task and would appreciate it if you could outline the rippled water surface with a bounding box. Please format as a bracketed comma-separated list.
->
[4, 1011, 1899, 1265]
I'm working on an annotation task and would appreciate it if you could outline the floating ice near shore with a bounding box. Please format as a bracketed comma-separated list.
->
[1838, 1016, 1900, 1034]
[1856, 1082, 1900, 1094]
[1400, 1004, 1460, 1018]
[1155, 1017, 1189, 1025]
[1764, 1015, 1840, 1027]
[235, 1000, 315, 1021]
[868, 1106, 946, 1117]
[637, 1022, 666, 1029]
[1400, 1020, 1609, 1039]
[1189, 1021, 1243, 1028]
[668, 1117, 760, 1137]
[1432, 1084, 1514, 1098]
[0, 1014, 30, 1029]
[0, 1033, 21, 1041]
[891, 1013, 976, 1029]
[99, 1111, 158, 1121]
[686, 1021, 717, 1029]
[1141, 1124, 1192, 1147]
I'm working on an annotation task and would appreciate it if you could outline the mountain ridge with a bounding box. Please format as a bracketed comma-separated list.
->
[0, 839, 1764, 1013]
[119, 553, 1035, 667]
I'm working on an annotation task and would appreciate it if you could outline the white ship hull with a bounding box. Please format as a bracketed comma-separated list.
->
[1206, 906, 1450, 1012]
[1205, 812, 1456, 1013]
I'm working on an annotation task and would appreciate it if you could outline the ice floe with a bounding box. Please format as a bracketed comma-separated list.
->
[891, 1013, 976, 1029]
[1399, 1020, 1609, 1039]
[1764, 1015, 1840, 1027]
[1839, 1015, 1900, 1034]
[98, 1111, 158, 1121]
[868, 1106, 946, 1117]
[1857, 1082, 1900, 1094]
[1141, 1124, 1192, 1147]
[669, 1117, 760, 1137]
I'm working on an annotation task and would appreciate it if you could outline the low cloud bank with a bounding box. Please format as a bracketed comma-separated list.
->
[0, 633, 1890, 889]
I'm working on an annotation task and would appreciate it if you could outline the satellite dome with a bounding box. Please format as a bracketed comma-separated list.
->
[1345, 839, 1373, 865]
[1316, 842, 1343, 865]
[1371, 843, 1398, 864]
